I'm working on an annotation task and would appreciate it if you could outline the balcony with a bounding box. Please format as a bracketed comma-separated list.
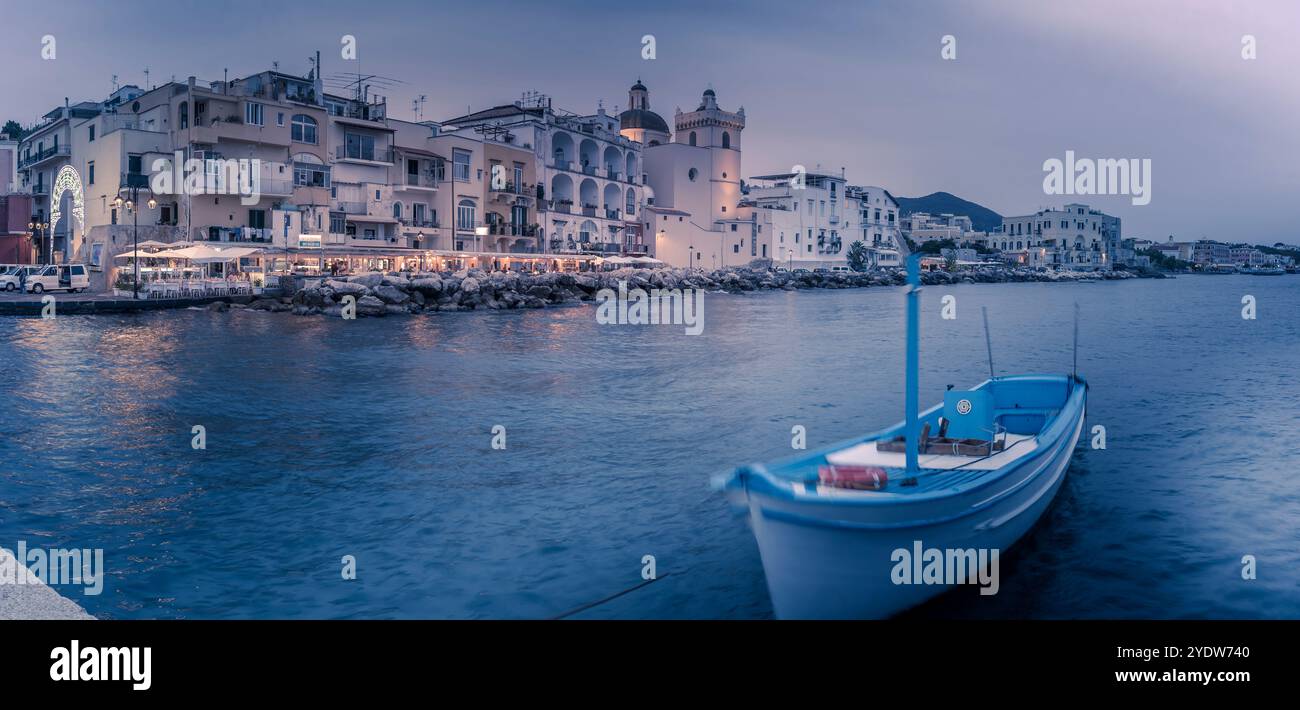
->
[19, 144, 70, 169]
[336, 200, 368, 214]
[490, 182, 533, 201]
[205, 226, 273, 243]
[488, 223, 537, 237]
[334, 145, 394, 165]
[190, 119, 290, 146]
[399, 217, 440, 229]
[550, 200, 573, 214]
[400, 172, 438, 190]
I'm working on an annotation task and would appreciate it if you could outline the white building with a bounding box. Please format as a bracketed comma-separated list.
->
[998, 203, 1120, 270]
[639, 87, 745, 268]
[443, 91, 647, 257]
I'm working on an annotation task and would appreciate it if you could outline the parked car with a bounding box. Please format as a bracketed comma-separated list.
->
[830, 265, 851, 273]
[26, 264, 90, 293]
[0, 265, 41, 291]
[792, 268, 811, 274]
[813, 267, 831, 274]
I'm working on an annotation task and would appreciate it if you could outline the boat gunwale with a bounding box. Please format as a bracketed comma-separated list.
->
[754, 409, 1085, 530]
[725, 374, 1087, 507]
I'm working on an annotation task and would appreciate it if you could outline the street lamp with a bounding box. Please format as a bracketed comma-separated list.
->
[28, 221, 51, 264]
[115, 176, 157, 299]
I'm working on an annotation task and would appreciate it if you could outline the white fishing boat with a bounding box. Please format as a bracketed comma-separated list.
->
[717, 256, 1087, 619]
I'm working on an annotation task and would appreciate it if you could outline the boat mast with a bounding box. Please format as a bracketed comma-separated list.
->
[905, 254, 920, 474]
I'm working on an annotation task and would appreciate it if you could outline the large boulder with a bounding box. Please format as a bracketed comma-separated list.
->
[356, 295, 387, 317]
[409, 277, 444, 296]
[325, 279, 368, 297]
[373, 284, 410, 305]
[349, 272, 384, 288]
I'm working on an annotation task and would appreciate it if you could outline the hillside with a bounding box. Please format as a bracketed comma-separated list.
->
[895, 192, 1003, 233]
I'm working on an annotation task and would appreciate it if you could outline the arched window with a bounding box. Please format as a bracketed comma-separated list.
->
[688, 132, 696, 146]
[626, 188, 635, 215]
[688, 168, 698, 182]
[291, 114, 317, 144]
[722, 131, 730, 149]
[457, 199, 476, 231]
[393, 202, 403, 219]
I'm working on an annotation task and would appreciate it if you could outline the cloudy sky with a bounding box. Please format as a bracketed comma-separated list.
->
[2, 0, 1296, 242]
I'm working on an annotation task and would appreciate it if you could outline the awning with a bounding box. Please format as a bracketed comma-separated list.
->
[114, 249, 174, 260]
[157, 245, 264, 262]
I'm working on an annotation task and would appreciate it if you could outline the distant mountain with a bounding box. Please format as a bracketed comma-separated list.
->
[895, 192, 1003, 233]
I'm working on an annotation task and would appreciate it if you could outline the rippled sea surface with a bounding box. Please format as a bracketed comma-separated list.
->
[1, 275, 1297, 619]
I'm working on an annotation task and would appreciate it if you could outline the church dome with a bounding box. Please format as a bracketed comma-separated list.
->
[619, 79, 669, 135]
[619, 107, 670, 134]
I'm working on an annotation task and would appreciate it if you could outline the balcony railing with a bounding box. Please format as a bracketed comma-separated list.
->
[490, 182, 533, 197]
[335, 145, 394, 163]
[403, 172, 438, 188]
[336, 200, 368, 214]
[19, 144, 70, 169]
[400, 217, 440, 228]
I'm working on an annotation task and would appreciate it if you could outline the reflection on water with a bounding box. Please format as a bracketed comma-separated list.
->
[0, 276, 1298, 619]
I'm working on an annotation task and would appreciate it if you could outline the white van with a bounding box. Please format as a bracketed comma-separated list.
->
[26, 264, 90, 293]
[0, 265, 41, 291]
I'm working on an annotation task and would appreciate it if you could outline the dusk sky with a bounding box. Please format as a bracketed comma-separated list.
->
[3, 0, 1296, 242]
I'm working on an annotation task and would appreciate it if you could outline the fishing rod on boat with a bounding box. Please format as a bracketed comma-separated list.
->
[981, 306, 995, 380]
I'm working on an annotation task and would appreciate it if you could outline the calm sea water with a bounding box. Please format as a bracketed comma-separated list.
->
[1, 275, 1297, 619]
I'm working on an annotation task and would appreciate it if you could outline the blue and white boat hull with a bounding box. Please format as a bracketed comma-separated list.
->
[720, 375, 1087, 619]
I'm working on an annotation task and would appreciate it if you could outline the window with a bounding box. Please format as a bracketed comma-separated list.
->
[294, 161, 330, 188]
[178, 102, 188, 129]
[626, 189, 635, 215]
[245, 102, 264, 126]
[722, 131, 730, 149]
[128, 154, 142, 175]
[160, 205, 173, 224]
[88, 125, 95, 142]
[514, 163, 524, 191]
[457, 199, 476, 231]
[330, 213, 345, 233]
[453, 149, 471, 181]
[248, 209, 266, 229]
[276, 112, 285, 127]
[689, 132, 696, 146]
[393, 202, 402, 219]
[291, 115, 318, 144]
[733, 244, 739, 254]
[688, 168, 698, 181]
[88, 161, 95, 184]
[344, 133, 375, 161]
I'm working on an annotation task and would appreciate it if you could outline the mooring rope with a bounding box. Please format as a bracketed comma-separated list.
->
[549, 571, 676, 620]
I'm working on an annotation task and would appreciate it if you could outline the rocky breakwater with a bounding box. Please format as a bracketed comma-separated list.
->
[276, 265, 1136, 317]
